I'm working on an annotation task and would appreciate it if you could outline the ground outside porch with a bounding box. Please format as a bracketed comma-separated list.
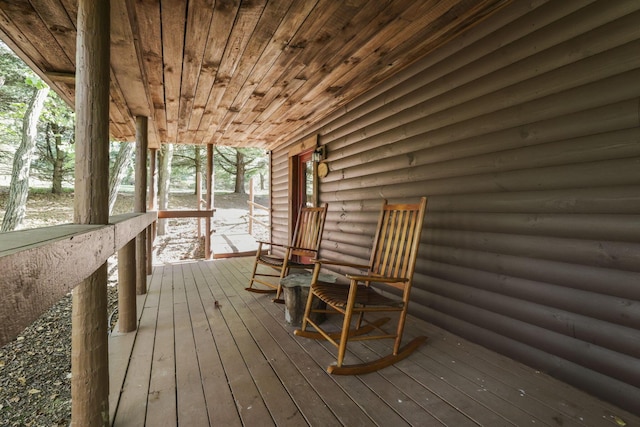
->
[108, 257, 639, 427]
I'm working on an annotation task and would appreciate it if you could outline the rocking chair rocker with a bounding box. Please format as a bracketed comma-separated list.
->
[294, 198, 427, 375]
[246, 203, 328, 303]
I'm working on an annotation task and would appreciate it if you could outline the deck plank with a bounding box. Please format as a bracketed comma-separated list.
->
[199, 261, 275, 426]
[412, 341, 584, 426]
[210, 258, 308, 425]
[146, 265, 177, 426]
[405, 318, 629, 426]
[206, 259, 358, 426]
[174, 264, 210, 425]
[110, 258, 640, 427]
[220, 258, 411, 426]
[214, 259, 377, 425]
[190, 262, 243, 426]
[108, 289, 149, 423]
[113, 269, 161, 426]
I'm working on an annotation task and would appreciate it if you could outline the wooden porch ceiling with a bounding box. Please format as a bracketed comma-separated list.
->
[0, 0, 508, 150]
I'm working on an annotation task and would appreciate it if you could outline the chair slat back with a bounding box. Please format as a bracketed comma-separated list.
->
[291, 204, 328, 257]
[369, 198, 427, 286]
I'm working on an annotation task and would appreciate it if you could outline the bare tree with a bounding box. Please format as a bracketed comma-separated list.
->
[1, 85, 50, 232]
[108, 142, 134, 214]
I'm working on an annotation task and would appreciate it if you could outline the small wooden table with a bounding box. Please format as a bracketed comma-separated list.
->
[280, 272, 336, 326]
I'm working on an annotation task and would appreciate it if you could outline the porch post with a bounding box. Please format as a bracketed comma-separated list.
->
[135, 116, 148, 294]
[71, 0, 110, 425]
[148, 147, 158, 263]
[248, 177, 254, 235]
[196, 147, 202, 238]
[205, 144, 214, 259]
[117, 240, 136, 332]
[148, 147, 157, 211]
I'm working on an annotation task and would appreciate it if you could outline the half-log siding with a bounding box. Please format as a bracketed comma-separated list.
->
[272, 0, 640, 414]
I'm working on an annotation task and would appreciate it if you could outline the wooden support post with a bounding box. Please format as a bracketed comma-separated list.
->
[135, 116, 148, 294]
[148, 147, 157, 259]
[205, 144, 214, 259]
[117, 239, 136, 332]
[146, 225, 153, 272]
[196, 147, 202, 238]
[248, 177, 254, 235]
[147, 148, 158, 273]
[71, 0, 110, 425]
[148, 147, 157, 211]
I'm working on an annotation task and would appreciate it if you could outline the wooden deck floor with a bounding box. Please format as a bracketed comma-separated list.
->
[211, 232, 260, 258]
[108, 257, 639, 426]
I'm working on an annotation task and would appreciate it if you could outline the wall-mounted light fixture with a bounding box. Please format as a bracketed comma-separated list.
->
[312, 145, 326, 162]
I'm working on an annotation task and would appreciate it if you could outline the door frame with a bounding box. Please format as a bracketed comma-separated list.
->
[288, 134, 319, 239]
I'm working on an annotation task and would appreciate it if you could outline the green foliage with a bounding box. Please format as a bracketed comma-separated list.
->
[167, 145, 268, 193]
[0, 42, 32, 111]
[214, 146, 267, 192]
[171, 144, 201, 189]
[1, 41, 76, 189]
[31, 91, 75, 185]
[0, 41, 44, 116]
[0, 41, 33, 164]
[25, 75, 47, 90]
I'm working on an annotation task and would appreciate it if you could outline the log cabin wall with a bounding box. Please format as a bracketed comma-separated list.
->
[271, 0, 640, 415]
[270, 147, 290, 250]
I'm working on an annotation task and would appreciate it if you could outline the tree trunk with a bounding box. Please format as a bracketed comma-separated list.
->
[157, 143, 173, 235]
[235, 149, 245, 194]
[1, 86, 50, 232]
[108, 142, 134, 215]
[51, 132, 65, 194]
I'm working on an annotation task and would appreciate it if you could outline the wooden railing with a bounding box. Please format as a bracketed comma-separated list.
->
[247, 178, 269, 236]
[157, 209, 215, 258]
[0, 212, 157, 347]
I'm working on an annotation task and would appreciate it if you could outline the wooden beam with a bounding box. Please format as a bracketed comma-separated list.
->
[45, 71, 76, 84]
[0, 225, 112, 347]
[157, 209, 215, 219]
[0, 214, 156, 348]
[71, 0, 110, 424]
[111, 212, 157, 250]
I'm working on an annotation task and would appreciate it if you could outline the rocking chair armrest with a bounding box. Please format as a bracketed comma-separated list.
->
[345, 274, 409, 284]
[288, 245, 318, 253]
[312, 258, 371, 270]
[255, 240, 287, 249]
[256, 240, 316, 251]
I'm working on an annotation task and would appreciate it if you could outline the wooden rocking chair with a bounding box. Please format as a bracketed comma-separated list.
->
[294, 198, 427, 375]
[246, 203, 328, 303]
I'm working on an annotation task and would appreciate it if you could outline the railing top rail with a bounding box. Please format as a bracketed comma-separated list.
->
[0, 211, 157, 347]
[247, 200, 269, 211]
[157, 209, 215, 219]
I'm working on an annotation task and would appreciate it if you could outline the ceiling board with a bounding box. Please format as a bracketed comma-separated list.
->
[0, 0, 510, 150]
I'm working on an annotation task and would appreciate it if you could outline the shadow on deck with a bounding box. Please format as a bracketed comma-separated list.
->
[211, 232, 260, 258]
[108, 257, 639, 426]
